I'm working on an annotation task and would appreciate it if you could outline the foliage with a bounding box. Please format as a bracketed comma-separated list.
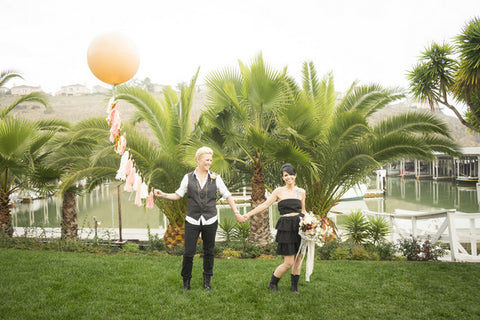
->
[218, 217, 238, 244]
[115, 70, 199, 235]
[367, 215, 391, 246]
[342, 210, 370, 244]
[407, 17, 480, 132]
[279, 63, 459, 217]
[397, 235, 447, 261]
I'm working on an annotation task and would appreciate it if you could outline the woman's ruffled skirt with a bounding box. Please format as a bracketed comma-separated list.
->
[275, 214, 304, 255]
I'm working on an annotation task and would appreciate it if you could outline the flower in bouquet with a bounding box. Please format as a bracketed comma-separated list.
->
[299, 212, 334, 245]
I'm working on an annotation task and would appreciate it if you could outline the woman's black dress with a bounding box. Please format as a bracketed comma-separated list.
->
[275, 198, 304, 255]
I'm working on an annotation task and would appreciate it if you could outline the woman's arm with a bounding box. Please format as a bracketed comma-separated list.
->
[244, 189, 279, 220]
[154, 189, 181, 200]
[300, 189, 307, 214]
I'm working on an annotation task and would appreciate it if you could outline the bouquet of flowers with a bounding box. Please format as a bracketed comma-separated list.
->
[299, 211, 334, 246]
[298, 211, 335, 282]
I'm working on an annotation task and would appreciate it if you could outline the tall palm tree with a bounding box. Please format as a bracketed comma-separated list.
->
[198, 54, 314, 245]
[407, 17, 480, 132]
[0, 117, 66, 236]
[44, 117, 118, 239]
[113, 70, 199, 248]
[280, 62, 460, 217]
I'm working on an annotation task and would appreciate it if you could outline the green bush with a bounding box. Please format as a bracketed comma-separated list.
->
[122, 242, 140, 254]
[351, 245, 371, 260]
[317, 239, 341, 260]
[331, 246, 351, 260]
[397, 235, 447, 261]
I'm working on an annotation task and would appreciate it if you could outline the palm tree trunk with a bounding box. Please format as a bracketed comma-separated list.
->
[61, 191, 78, 240]
[0, 193, 13, 236]
[248, 159, 271, 245]
[163, 223, 185, 249]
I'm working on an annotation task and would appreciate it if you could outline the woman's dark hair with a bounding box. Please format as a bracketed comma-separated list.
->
[280, 163, 296, 176]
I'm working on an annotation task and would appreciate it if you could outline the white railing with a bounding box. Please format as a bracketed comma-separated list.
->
[362, 209, 480, 262]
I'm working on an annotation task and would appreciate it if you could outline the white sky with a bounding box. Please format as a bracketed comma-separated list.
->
[1, 0, 480, 94]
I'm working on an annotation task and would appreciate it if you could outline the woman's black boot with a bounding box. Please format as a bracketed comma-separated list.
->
[267, 273, 280, 291]
[203, 274, 212, 291]
[183, 277, 191, 291]
[291, 274, 300, 294]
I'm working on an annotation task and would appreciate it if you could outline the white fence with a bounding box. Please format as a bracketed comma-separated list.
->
[362, 209, 480, 262]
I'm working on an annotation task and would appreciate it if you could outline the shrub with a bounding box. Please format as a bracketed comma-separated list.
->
[342, 210, 369, 245]
[317, 239, 342, 260]
[331, 246, 351, 260]
[122, 242, 140, 254]
[351, 245, 371, 260]
[397, 235, 446, 261]
[222, 248, 242, 259]
[367, 215, 391, 246]
[373, 241, 397, 260]
[218, 218, 238, 244]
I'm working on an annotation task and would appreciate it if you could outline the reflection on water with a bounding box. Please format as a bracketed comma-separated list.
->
[11, 178, 480, 230]
[333, 178, 480, 215]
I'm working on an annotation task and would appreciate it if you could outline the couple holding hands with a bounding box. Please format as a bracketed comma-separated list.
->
[154, 147, 306, 293]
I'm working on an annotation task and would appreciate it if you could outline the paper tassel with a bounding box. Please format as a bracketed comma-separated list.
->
[146, 190, 154, 209]
[115, 150, 129, 181]
[134, 175, 143, 206]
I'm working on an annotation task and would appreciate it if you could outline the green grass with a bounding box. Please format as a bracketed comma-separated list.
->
[1, 248, 480, 320]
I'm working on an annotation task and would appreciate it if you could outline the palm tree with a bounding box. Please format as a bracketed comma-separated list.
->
[280, 62, 460, 217]
[407, 17, 480, 132]
[113, 70, 199, 248]
[0, 117, 66, 236]
[44, 117, 119, 239]
[198, 54, 314, 245]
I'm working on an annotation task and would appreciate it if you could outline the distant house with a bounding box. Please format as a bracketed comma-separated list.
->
[10, 85, 42, 95]
[92, 85, 109, 94]
[56, 84, 90, 96]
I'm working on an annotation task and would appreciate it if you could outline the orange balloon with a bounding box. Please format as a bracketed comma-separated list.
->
[87, 32, 140, 85]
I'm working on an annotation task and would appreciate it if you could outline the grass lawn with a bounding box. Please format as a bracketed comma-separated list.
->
[1, 248, 479, 320]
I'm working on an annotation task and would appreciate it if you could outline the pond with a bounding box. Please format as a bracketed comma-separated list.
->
[10, 178, 480, 239]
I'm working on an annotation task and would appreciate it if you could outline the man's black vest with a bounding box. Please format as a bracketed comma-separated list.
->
[186, 172, 217, 220]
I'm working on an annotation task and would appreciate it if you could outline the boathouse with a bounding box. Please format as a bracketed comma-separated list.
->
[386, 147, 480, 183]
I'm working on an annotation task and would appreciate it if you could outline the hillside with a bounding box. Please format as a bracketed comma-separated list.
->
[1, 93, 480, 147]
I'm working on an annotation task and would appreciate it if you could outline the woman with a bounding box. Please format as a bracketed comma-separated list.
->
[154, 146, 242, 291]
[242, 163, 306, 293]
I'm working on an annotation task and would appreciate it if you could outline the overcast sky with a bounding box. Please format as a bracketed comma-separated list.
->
[1, 0, 480, 94]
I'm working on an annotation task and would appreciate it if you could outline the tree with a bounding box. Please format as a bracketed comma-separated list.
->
[407, 17, 480, 132]
[114, 69, 200, 248]
[0, 70, 55, 236]
[44, 117, 118, 239]
[0, 118, 66, 236]
[198, 54, 314, 245]
[279, 62, 460, 217]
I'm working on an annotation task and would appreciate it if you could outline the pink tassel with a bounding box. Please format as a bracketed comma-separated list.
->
[124, 159, 133, 177]
[146, 190, 154, 209]
[117, 134, 127, 155]
[135, 175, 143, 206]
[124, 166, 136, 192]
[109, 109, 121, 142]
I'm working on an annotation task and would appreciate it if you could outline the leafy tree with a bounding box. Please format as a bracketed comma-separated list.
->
[407, 17, 480, 132]
[279, 62, 460, 217]
[44, 117, 118, 239]
[198, 54, 313, 245]
[114, 69, 199, 248]
[0, 117, 66, 236]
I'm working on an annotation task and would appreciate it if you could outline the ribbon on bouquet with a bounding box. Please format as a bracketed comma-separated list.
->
[296, 237, 316, 282]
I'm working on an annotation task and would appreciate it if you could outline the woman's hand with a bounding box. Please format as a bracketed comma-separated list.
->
[154, 189, 163, 197]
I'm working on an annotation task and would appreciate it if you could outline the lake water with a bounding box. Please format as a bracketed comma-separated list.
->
[10, 178, 480, 235]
